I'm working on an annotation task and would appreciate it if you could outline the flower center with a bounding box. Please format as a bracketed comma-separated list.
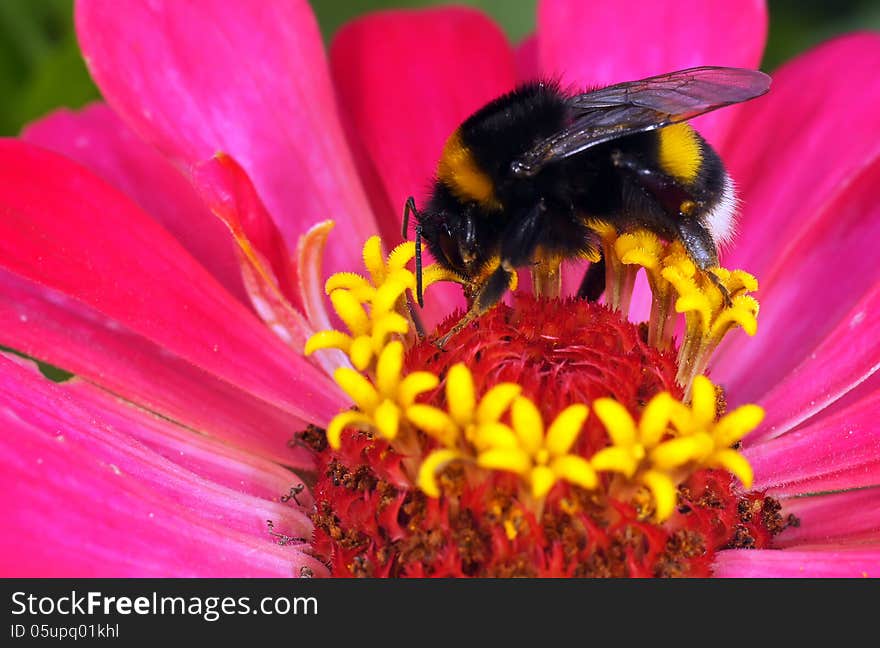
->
[407, 294, 681, 456]
[302, 233, 793, 577]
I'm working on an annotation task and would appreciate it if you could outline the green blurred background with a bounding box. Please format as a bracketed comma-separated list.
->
[1, 0, 878, 136]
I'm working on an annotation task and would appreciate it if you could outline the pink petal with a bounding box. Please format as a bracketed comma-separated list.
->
[191, 153, 331, 365]
[0, 270, 314, 467]
[747, 389, 880, 494]
[75, 0, 378, 277]
[193, 153, 299, 307]
[21, 103, 247, 304]
[297, 221, 350, 374]
[714, 157, 880, 400]
[515, 34, 540, 82]
[713, 547, 880, 578]
[0, 356, 326, 577]
[0, 140, 344, 426]
[745, 283, 880, 445]
[774, 488, 880, 548]
[330, 7, 516, 232]
[537, 0, 767, 145]
[723, 33, 880, 276]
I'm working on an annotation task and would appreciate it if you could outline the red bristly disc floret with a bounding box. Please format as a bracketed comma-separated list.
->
[306, 295, 792, 577]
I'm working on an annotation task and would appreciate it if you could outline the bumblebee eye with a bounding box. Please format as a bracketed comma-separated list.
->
[438, 225, 465, 270]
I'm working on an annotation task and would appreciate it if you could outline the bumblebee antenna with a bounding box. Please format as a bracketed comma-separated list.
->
[402, 196, 416, 240]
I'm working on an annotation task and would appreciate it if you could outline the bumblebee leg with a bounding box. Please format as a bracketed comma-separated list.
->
[614, 151, 730, 306]
[705, 270, 733, 308]
[577, 257, 606, 301]
[531, 257, 562, 298]
[435, 265, 512, 348]
[675, 219, 731, 307]
[406, 293, 427, 339]
[415, 224, 424, 307]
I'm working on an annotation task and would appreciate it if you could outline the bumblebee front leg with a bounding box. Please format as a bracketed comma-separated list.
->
[435, 264, 513, 348]
[402, 196, 427, 307]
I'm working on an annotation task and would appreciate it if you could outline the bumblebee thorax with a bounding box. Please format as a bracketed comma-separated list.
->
[437, 129, 502, 210]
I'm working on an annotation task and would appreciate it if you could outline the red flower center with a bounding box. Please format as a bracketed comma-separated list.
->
[306, 295, 794, 577]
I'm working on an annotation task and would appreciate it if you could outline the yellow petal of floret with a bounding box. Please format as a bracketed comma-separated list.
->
[327, 410, 373, 449]
[304, 330, 352, 356]
[710, 449, 754, 489]
[530, 465, 557, 499]
[333, 367, 379, 412]
[324, 272, 375, 302]
[397, 372, 439, 408]
[729, 270, 758, 294]
[372, 277, 410, 314]
[590, 445, 639, 478]
[472, 422, 519, 450]
[417, 449, 463, 498]
[710, 296, 759, 338]
[329, 289, 370, 336]
[349, 335, 374, 371]
[650, 434, 713, 470]
[373, 399, 400, 441]
[446, 364, 476, 428]
[375, 340, 404, 398]
[477, 447, 532, 476]
[641, 469, 678, 521]
[362, 235, 386, 286]
[475, 383, 522, 424]
[690, 375, 717, 427]
[714, 404, 765, 447]
[406, 404, 459, 447]
[675, 292, 712, 334]
[371, 312, 409, 348]
[421, 264, 463, 289]
[550, 455, 598, 490]
[511, 397, 544, 454]
[638, 392, 675, 447]
[386, 241, 416, 272]
[545, 404, 588, 456]
[592, 398, 637, 446]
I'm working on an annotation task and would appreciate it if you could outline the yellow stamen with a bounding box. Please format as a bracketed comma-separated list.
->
[475, 384, 522, 424]
[477, 447, 532, 475]
[398, 372, 439, 408]
[406, 404, 459, 447]
[329, 289, 370, 336]
[334, 367, 380, 412]
[362, 235, 386, 286]
[545, 404, 588, 456]
[304, 330, 352, 356]
[324, 272, 376, 302]
[375, 341, 404, 398]
[511, 397, 544, 454]
[417, 449, 464, 498]
[588, 376, 762, 519]
[447, 363, 476, 428]
[326, 410, 373, 449]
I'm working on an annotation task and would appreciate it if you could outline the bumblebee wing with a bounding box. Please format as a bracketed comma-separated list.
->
[511, 67, 770, 176]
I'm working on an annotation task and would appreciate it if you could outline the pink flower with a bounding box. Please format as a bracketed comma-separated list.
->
[1, 0, 878, 577]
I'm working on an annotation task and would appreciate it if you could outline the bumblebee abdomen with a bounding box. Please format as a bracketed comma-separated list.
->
[656, 123, 703, 183]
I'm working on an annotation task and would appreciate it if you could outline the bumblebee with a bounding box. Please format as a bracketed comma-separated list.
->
[403, 66, 770, 341]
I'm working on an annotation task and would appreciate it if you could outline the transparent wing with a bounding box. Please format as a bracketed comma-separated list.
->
[512, 67, 770, 176]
